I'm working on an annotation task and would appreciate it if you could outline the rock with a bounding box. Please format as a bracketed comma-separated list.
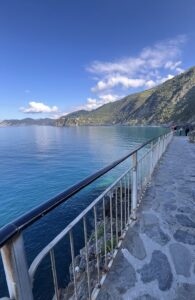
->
[189, 130, 195, 143]
[141, 213, 159, 227]
[122, 229, 146, 260]
[133, 295, 157, 300]
[138, 250, 173, 291]
[140, 213, 170, 245]
[164, 191, 175, 198]
[169, 243, 192, 277]
[174, 283, 195, 300]
[152, 199, 161, 211]
[143, 223, 170, 245]
[163, 203, 177, 211]
[79, 256, 86, 272]
[177, 186, 191, 194]
[100, 251, 137, 296]
[176, 214, 195, 228]
[97, 289, 115, 300]
[133, 221, 141, 233]
[190, 211, 195, 222]
[174, 229, 195, 245]
[178, 206, 192, 214]
[164, 213, 177, 226]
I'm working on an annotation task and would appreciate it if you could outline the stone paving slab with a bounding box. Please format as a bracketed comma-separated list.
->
[97, 137, 195, 300]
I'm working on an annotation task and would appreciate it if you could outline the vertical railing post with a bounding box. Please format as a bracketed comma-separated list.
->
[156, 139, 159, 165]
[120, 181, 123, 234]
[131, 151, 137, 220]
[83, 217, 91, 300]
[50, 249, 60, 300]
[158, 137, 161, 160]
[93, 205, 100, 286]
[159, 137, 161, 158]
[69, 230, 78, 300]
[150, 141, 153, 178]
[163, 135, 165, 154]
[154, 143, 156, 168]
[160, 136, 163, 157]
[1, 233, 33, 300]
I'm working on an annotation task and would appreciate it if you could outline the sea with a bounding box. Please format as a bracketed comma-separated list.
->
[0, 125, 167, 299]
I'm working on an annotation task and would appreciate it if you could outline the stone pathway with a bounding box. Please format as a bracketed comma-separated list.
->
[97, 137, 195, 300]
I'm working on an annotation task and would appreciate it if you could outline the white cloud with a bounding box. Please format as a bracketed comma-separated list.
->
[145, 74, 175, 87]
[159, 74, 174, 83]
[84, 98, 99, 110]
[88, 57, 145, 75]
[79, 94, 121, 111]
[176, 67, 184, 74]
[99, 94, 120, 102]
[92, 76, 146, 92]
[87, 35, 186, 97]
[92, 72, 178, 92]
[164, 61, 182, 70]
[88, 36, 186, 76]
[20, 101, 58, 113]
[145, 80, 156, 88]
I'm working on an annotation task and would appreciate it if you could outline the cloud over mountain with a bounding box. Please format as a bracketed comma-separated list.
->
[85, 35, 186, 109]
[78, 94, 120, 110]
[20, 101, 58, 113]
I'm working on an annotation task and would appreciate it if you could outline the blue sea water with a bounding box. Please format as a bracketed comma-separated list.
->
[0, 125, 166, 299]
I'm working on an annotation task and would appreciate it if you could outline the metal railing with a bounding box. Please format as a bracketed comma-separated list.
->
[0, 131, 173, 300]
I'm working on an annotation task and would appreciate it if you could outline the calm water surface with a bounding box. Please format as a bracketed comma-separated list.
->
[0, 126, 166, 299]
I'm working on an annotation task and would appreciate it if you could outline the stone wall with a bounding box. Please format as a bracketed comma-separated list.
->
[189, 130, 195, 142]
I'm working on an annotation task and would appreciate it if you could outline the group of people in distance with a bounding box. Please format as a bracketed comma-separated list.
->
[172, 125, 191, 136]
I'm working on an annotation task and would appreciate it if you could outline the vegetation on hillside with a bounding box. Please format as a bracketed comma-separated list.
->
[56, 66, 195, 126]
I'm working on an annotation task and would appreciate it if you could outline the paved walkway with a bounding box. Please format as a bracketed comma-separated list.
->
[98, 137, 195, 300]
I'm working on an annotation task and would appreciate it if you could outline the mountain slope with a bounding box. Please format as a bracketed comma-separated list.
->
[129, 67, 195, 124]
[0, 118, 55, 127]
[55, 88, 155, 126]
[56, 66, 195, 126]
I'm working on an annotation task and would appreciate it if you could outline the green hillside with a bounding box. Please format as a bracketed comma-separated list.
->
[56, 66, 195, 126]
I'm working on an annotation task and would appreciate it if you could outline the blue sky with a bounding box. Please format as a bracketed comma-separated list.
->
[0, 0, 195, 119]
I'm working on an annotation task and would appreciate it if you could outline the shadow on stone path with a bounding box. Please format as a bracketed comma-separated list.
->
[97, 137, 195, 300]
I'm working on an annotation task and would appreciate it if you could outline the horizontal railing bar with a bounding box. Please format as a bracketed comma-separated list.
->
[0, 132, 169, 248]
[29, 167, 132, 279]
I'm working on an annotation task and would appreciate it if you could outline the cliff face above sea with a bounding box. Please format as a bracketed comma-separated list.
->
[56, 66, 195, 127]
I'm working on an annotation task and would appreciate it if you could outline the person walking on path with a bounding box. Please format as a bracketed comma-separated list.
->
[185, 127, 190, 136]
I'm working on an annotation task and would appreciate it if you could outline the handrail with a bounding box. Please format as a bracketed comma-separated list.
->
[0, 132, 168, 248]
[29, 167, 132, 279]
